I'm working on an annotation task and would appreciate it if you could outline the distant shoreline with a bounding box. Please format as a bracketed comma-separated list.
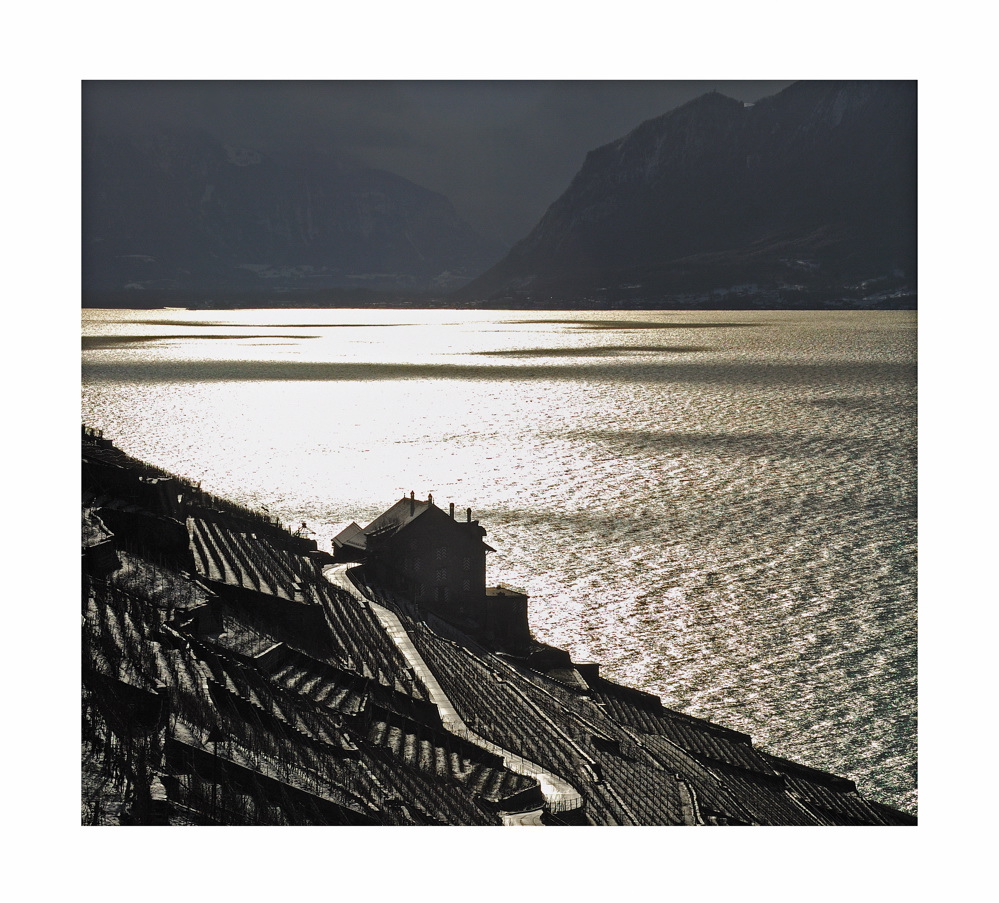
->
[81, 297, 917, 312]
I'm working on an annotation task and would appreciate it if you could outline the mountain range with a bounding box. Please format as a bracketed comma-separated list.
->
[82, 130, 505, 305]
[82, 81, 916, 309]
[457, 81, 916, 308]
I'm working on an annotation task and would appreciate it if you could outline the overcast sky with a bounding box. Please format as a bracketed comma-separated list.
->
[84, 80, 794, 245]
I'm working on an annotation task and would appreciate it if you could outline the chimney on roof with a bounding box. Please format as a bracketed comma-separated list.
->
[410, 491, 415, 516]
[428, 493, 433, 506]
[449, 502, 455, 519]
[467, 507, 472, 522]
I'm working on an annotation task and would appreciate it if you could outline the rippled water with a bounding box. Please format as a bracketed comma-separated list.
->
[81, 308, 917, 814]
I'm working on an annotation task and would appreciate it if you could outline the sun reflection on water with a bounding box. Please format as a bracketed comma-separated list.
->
[82, 307, 917, 813]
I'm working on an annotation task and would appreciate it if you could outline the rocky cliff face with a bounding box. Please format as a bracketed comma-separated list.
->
[82, 129, 505, 302]
[457, 81, 916, 307]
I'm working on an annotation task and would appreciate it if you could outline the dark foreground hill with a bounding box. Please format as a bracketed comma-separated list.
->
[82, 426, 915, 825]
[456, 81, 916, 309]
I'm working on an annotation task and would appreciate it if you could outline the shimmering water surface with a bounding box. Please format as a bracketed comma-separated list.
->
[81, 308, 917, 814]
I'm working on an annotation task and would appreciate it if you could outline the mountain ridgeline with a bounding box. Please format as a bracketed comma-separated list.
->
[82, 130, 505, 306]
[82, 81, 916, 309]
[456, 81, 916, 309]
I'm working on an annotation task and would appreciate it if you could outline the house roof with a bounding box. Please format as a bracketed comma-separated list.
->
[363, 497, 433, 537]
[332, 521, 367, 551]
[358, 495, 494, 552]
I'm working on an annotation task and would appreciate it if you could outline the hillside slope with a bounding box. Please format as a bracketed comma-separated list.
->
[457, 81, 916, 308]
[82, 129, 505, 305]
[82, 426, 916, 825]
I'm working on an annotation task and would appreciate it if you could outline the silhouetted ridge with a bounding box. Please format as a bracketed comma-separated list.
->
[457, 80, 916, 309]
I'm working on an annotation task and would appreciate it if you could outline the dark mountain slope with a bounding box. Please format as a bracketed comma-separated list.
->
[456, 81, 916, 307]
[82, 129, 505, 305]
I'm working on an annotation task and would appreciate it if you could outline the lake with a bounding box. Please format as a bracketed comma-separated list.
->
[81, 307, 917, 814]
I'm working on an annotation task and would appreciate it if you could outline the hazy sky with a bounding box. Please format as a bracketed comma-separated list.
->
[84, 80, 793, 245]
